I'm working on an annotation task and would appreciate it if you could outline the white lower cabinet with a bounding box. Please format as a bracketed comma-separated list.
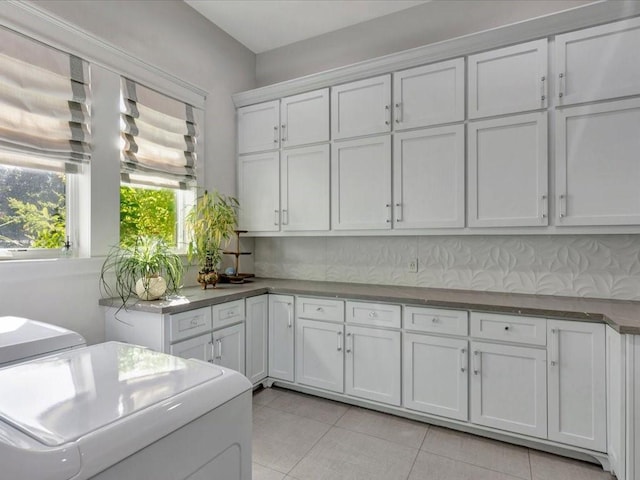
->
[345, 325, 401, 406]
[403, 333, 468, 421]
[269, 294, 295, 382]
[170, 332, 213, 363]
[296, 318, 344, 392]
[547, 320, 606, 451]
[212, 323, 245, 373]
[470, 341, 547, 438]
[246, 295, 269, 384]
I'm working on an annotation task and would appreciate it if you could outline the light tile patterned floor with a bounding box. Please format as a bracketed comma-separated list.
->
[252, 387, 616, 480]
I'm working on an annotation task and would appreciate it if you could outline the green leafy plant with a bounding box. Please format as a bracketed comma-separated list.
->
[185, 190, 238, 273]
[100, 236, 183, 310]
[119, 186, 176, 247]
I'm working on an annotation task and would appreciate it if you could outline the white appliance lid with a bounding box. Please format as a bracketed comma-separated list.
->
[0, 342, 224, 447]
[0, 317, 85, 364]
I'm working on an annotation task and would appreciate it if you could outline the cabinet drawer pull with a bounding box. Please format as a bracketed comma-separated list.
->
[368, 311, 377, 318]
[190, 318, 199, 326]
[504, 325, 510, 331]
[432, 317, 438, 323]
[316, 306, 324, 312]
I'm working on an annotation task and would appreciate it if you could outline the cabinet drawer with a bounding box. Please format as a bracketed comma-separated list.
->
[212, 300, 245, 329]
[346, 301, 400, 328]
[169, 308, 212, 343]
[470, 312, 546, 346]
[296, 296, 344, 322]
[404, 306, 468, 336]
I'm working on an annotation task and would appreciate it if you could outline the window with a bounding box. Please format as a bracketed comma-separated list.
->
[0, 27, 90, 257]
[119, 78, 197, 248]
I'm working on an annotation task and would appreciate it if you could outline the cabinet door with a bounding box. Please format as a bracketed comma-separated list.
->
[468, 39, 547, 119]
[170, 333, 213, 363]
[237, 151, 280, 231]
[345, 325, 401, 406]
[296, 319, 344, 393]
[237, 100, 280, 154]
[212, 323, 245, 374]
[468, 112, 548, 227]
[246, 295, 268, 385]
[268, 294, 295, 382]
[556, 17, 640, 105]
[393, 125, 464, 229]
[331, 74, 391, 140]
[332, 135, 392, 230]
[548, 320, 606, 451]
[556, 98, 640, 226]
[403, 333, 468, 421]
[470, 341, 547, 438]
[281, 144, 330, 231]
[393, 58, 464, 130]
[281, 88, 329, 148]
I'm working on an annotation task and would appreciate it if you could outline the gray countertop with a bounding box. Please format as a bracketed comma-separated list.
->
[98, 278, 640, 334]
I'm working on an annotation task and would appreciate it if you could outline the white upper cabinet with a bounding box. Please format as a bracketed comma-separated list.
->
[393, 125, 465, 229]
[281, 88, 329, 148]
[237, 151, 280, 232]
[331, 74, 391, 140]
[392, 58, 465, 130]
[556, 17, 640, 106]
[237, 100, 280, 154]
[281, 144, 330, 231]
[468, 112, 548, 227]
[332, 135, 392, 230]
[468, 39, 548, 119]
[556, 98, 640, 226]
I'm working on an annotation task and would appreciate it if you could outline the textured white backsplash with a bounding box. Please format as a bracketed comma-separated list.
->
[254, 235, 640, 300]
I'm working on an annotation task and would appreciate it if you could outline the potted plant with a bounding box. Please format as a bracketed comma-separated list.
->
[100, 236, 183, 309]
[185, 189, 238, 289]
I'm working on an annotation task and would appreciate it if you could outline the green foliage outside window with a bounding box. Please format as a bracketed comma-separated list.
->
[120, 186, 177, 247]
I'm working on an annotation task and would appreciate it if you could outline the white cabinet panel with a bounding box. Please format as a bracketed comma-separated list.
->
[168, 307, 212, 343]
[393, 125, 465, 229]
[607, 327, 625, 479]
[403, 333, 468, 421]
[556, 17, 640, 105]
[281, 88, 329, 148]
[237, 100, 280, 154]
[393, 58, 465, 130]
[296, 297, 344, 323]
[346, 301, 401, 329]
[211, 299, 245, 330]
[296, 319, 344, 393]
[404, 306, 468, 336]
[238, 151, 280, 232]
[246, 295, 268, 385]
[170, 334, 212, 363]
[281, 144, 330, 231]
[345, 325, 401, 406]
[331, 135, 391, 230]
[470, 341, 547, 438]
[212, 323, 245, 374]
[331, 75, 391, 140]
[468, 112, 548, 227]
[470, 312, 546, 346]
[548, 320, 606, 451]
[556, 98, 640, 226]
[268, 294, 295, 382]
[468, 39, 547, 118]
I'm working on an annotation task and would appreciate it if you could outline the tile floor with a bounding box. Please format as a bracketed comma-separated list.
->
[252, 387, 616, 480]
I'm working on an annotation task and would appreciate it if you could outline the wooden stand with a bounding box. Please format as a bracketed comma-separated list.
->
[219, 230, 254, 284]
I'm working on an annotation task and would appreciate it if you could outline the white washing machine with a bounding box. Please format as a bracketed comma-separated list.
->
[0, 341, 252, 480]
[0, 316, 86, 367]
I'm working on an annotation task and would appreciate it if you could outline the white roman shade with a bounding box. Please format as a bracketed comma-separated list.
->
[120, 78, 198, 189]
[0, 26, 91, 174]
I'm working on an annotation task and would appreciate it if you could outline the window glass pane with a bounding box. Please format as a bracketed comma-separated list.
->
[120, 185, 177, 247]
[0, 165, 65, 249]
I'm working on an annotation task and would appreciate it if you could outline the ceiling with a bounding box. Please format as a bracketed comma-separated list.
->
[184, 0, 430, 54]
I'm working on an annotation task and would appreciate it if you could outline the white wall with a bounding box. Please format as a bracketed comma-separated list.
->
[256, 0, 595, 86]
[0, 0, 256, 343]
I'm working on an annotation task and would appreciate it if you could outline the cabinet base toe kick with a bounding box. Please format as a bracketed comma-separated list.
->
[265, 379, 612, 473]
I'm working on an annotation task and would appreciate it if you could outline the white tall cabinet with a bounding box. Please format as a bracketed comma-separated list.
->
[268, 294, 295, 382]
[246, 295, 269, 385]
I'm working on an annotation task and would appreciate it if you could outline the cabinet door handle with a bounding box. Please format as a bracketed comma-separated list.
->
[386, 203, 391, 223]
[282, 209, 288, 225]
[558, 72, 565, 99]
[337, 331, 342, 351]
[281, 124, 286, 142]
[541, 195, 547, 219]
[395, 202, 402, 222]
[273, 125, 279, 144]
[473, 350, 480, 375]
[274, 209, 280, 226]
[395, 102, 402, 124]
[559, 194, 567, 218]
[460, 348, 466, 373]
[384, 105, 390, 126]
[287, 304, 293, 328]
[218, 339, 223, 359]
[346, 332, 352, 353]
[540, 75, 546, 104]
[209, 339, 215, 362]
[550, 328, 558, 366]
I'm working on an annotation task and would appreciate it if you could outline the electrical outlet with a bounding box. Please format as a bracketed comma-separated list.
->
[408, 259, 418, 273]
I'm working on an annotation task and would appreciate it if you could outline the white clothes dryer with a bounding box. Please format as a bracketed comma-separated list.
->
[0, 341, 252, 480]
